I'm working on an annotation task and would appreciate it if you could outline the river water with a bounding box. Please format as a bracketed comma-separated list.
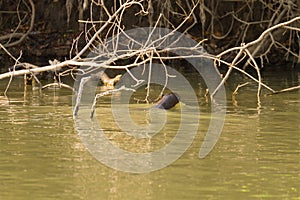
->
[0, 68, 299, 199]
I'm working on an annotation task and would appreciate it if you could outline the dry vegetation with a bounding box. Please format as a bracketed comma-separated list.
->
[0, 0, 300, 108]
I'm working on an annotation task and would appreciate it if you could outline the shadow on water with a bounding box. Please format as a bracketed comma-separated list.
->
[0, 67, 299, 199]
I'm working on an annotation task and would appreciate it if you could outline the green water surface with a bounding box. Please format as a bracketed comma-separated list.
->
[0, 70, 299, 200]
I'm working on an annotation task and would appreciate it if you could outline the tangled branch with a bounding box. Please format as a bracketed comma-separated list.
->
[0, 0, 35, 47]
[0, 0, 299, 108]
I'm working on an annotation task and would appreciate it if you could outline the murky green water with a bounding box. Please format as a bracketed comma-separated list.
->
[0, 69, 299, 199]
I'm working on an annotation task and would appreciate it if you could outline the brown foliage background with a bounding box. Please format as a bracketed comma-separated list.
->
[0, 0, 300, 66]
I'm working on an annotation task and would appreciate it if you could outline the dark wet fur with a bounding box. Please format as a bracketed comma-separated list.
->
[154, 93, 180, 109]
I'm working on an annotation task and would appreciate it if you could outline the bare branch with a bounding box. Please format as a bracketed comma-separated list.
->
[0, 0, 35, 47]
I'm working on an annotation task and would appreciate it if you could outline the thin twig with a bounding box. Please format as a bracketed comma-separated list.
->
[90, 85, 135, 118]
[267, 85, 300, 95]
[1, 0, 35, 47]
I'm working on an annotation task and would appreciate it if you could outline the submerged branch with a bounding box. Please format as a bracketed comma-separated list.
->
[90, 86, 136, 118]
[267, 85, 300, 95]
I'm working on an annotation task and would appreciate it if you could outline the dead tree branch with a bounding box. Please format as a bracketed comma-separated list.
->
[0, 0, 299, 106]
[0, 0, 35, 47]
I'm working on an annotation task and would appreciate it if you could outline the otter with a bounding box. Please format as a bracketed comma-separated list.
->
[154, 93, 180, 109]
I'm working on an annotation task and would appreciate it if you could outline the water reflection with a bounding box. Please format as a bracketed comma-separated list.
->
[0, 69, 299, 199]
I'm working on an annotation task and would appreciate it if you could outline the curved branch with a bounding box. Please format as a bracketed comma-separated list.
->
[1, 0, 35, 48]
